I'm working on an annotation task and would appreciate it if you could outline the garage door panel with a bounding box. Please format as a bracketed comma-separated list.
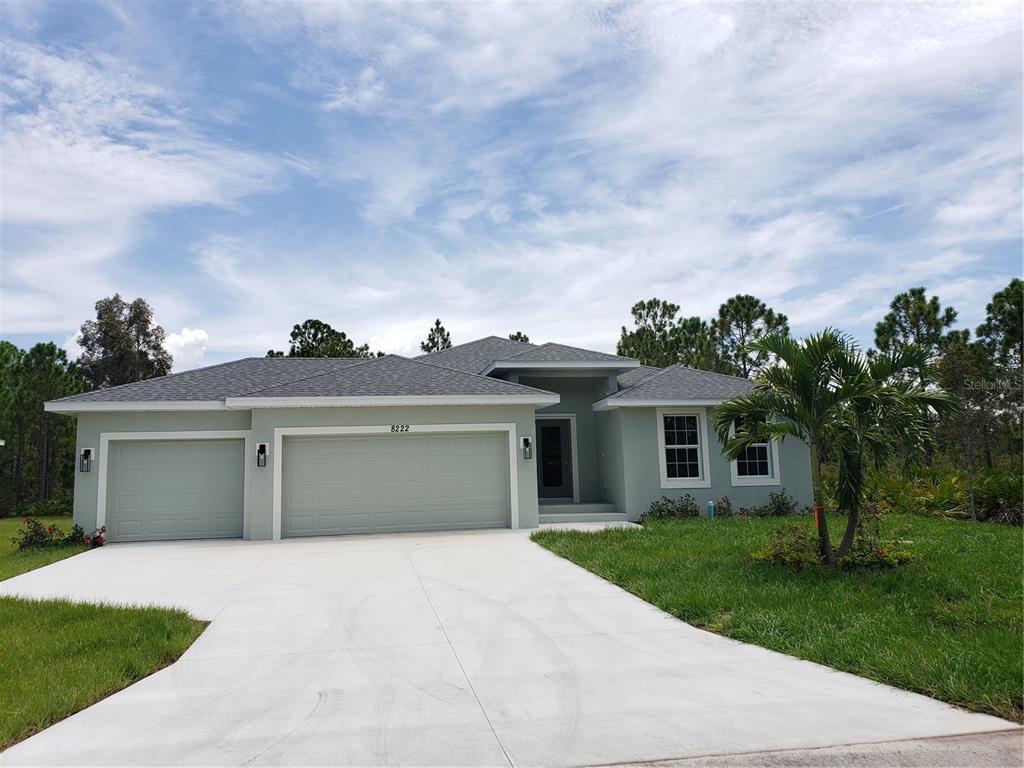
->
[106, 439, 244, 542]
[282, 432, 510, 537]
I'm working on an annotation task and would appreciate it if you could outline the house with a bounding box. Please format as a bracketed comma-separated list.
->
[44, 336, 812, 542]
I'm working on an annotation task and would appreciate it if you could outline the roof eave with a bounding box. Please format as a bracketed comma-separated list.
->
[593, 397, 728, 412]
[44, 400, 231, 414]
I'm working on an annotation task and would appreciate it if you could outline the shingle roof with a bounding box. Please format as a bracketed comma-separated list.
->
[52, 357, 369, 403]
[414, 336, 536, 374]
[609, 365, 754, 401]
[616, 365, 662, 389]
[500, 342, 635, 365]
[232, 355, 553, 399]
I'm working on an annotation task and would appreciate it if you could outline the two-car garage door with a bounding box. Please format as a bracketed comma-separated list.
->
[104, 431, 511, 542]
[282, 432, 510, 537]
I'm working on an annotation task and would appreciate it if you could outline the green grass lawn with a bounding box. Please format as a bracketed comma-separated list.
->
[0, 516, 89, 581]
[0, 516, 205, 749]
[532, 514, 1023, 722]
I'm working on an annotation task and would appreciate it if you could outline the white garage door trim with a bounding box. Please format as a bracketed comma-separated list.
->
[272, 423, 520, 540]
[96, 431, 253, 537]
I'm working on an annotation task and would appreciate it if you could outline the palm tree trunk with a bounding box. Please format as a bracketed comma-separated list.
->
[809, 440, 836, 566]
[836, 503, 859, 558]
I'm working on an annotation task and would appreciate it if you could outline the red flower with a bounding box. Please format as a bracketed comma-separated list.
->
[876, 548, 886, 557]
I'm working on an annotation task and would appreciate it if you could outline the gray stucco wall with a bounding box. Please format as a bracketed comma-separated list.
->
[520, 376, 612, 504]
[595, 409, 626, 510]
[72, 410, 252, 533]
[71, 404, 539, 540]
[611, 407, 813, 520]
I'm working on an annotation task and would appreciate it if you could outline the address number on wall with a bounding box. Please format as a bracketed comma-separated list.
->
[390, 424, 411, 432]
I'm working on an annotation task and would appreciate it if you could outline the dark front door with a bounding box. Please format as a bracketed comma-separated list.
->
[537, 419, 573, 499]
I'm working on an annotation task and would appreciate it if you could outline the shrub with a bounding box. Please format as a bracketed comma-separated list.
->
[643, 494, 700, 521]
[751, 523, 818, 570]
[23, 489, 74, 518]
[716, 495, 733, 517]
[752, 510, 913, 572]
[739, 489, 799, 517]
[11, 517, 105, 550]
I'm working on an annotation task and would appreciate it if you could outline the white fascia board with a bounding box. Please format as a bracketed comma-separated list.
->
[44, 400, 231, 414]
[593, 397, 726, 412]
[224, 394, 560, 409]
[482, 360, 640, 376]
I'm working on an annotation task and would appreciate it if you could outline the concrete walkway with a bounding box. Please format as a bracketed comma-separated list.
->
[0, 528, 1016, 766]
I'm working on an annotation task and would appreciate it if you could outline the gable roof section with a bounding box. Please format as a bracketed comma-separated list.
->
[414, 336, 537, 374]
[225, 355, 557, 407]
[594, 365, 753, 410]
[46, 354, 559, 412]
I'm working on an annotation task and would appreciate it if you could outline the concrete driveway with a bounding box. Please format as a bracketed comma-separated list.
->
[0, 527, 1016, 766]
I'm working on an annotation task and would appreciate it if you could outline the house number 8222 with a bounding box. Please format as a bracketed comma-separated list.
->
[390, 424, 410, 432]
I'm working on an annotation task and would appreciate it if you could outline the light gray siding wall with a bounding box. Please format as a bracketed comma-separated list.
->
[71, 411, 252, 533]
[595, 409, 627, 511]
[248, 404, 539, 539]
[520, 376, 611, 504]
[617, 407, 813, 520]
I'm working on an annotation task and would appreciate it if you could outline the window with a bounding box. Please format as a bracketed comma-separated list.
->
[657, 409, 711, 488]
[663, 415, 701, 478]
[729, 418, 780, 486]
[736, 444, 770, 477]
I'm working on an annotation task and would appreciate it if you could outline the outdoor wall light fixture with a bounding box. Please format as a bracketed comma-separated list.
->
[256, 443, 268, 468]
[522, 437, 533, 460]
[79, 447, 93, 473]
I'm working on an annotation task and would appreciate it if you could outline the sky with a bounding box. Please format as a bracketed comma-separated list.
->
[1, 0, 1021, 371]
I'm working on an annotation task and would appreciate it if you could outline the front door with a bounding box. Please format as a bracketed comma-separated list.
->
[536, 418, 573, 500]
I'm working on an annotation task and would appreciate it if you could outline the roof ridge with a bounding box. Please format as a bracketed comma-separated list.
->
[416, 335, 537, 360]
[611, 363, 680, 398]
[401, 355, 555, 396]
[234, 355, 382, 397]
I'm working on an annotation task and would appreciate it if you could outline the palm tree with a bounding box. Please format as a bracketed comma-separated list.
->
[712, 329, 951, 566]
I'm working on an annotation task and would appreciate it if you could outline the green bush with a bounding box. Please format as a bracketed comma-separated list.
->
[740, 489, 799, 517]
[23, 489, 74, 518]
[860, 468, 1022, 525]
[752, 511, 913, 571]
[643, 494, 700, 521]
[11, 517, 106, 549]
[716, 495, 734, 517]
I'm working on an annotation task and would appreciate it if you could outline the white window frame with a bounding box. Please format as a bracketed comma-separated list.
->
[728, 425, 782, 487]
[656, 408, 711, 489]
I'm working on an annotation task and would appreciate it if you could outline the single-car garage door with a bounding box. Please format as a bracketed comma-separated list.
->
[282, 432, 510, 537]
[105, 439, 244, 542]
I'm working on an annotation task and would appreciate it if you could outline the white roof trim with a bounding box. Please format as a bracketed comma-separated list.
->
[593, 397, 725, 411]
[45, 400, 231, 414]
[482, 359, 639, 375]
[224, 394, 560, 408]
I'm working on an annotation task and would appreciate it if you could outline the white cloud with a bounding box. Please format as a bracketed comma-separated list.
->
[0, 40, 281, 335]
[2, 1, 1019, 359]
[165, 327, 210, 372]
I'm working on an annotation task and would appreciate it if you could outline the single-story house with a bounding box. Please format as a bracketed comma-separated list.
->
[45, 336, 812, 542]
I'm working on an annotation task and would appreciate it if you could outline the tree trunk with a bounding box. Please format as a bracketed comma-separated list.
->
[809, 440, 836, 566]
[836, 502, 859, 558]
[836, 445, 865, 559]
